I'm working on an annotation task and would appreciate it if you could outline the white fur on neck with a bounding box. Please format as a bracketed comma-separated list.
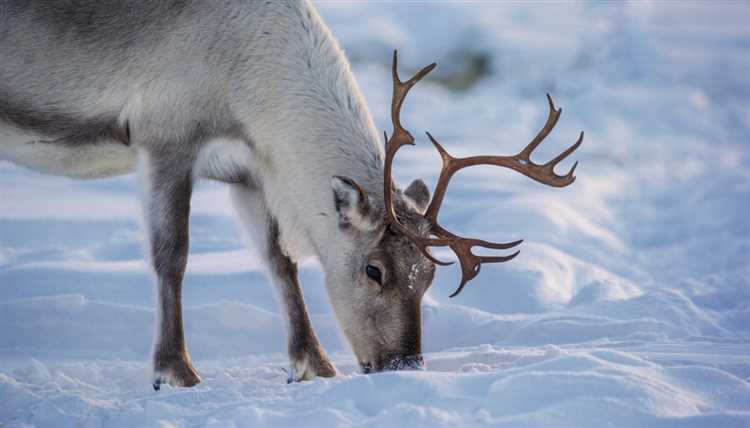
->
[230, 0, 386, 264]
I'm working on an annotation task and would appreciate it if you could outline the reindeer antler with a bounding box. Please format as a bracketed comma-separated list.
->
[383, 51, 583, 297]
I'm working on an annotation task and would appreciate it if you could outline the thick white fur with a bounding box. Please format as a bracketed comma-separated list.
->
[193, 138, 254, 182]
[230, 1, 385, 268]
[0, 127, 137, 179]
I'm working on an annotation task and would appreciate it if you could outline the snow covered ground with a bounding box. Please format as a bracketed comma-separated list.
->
[1, 1, 749, 427]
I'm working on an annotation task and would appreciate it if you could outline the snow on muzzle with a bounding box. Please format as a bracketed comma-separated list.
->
[360, 354, 425, 373]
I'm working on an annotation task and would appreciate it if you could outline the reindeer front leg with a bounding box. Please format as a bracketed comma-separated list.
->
[231, 184, 336, 382]
[140, 152, 201, 390]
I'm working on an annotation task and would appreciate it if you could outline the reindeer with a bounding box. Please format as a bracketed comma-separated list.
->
[0, 0, 582, 389]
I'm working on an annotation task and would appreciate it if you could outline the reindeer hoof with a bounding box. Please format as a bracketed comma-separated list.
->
[152, 353, 202, 390]
[288, 349, 337, 382]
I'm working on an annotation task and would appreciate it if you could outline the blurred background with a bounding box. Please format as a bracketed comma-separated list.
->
[1, 1, 748, 426]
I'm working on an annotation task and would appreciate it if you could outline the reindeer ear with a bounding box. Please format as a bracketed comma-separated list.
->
[404, 178, 430, 214]
[331, 176, 376, 231]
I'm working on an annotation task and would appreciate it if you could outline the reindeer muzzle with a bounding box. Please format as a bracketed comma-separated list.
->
[360, 354, 425, 373]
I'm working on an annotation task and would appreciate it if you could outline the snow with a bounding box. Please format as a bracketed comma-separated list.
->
[1, 1, 749, 427]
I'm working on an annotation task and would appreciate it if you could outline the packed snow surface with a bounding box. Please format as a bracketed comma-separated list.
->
[1, 1, 748, 427]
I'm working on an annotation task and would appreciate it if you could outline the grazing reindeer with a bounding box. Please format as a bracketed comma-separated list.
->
[0, 0, 582, 388]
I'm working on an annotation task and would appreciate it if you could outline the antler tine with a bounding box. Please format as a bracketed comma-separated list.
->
[544, 131, 583, 178]
[383, 51, 450, 265]
[389, 50, 436, 146]
[431, 223, 524, 250]
[513, 94, 583, 186]
[448, 243, 522, 298]
[517, 94, 562, 162]
[384, 52, 436, 204]
[432, 221, 523, 297]
[423, 132, 457, 224]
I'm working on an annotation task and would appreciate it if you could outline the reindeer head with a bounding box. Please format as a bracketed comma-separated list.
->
[328, 52, 583, 373]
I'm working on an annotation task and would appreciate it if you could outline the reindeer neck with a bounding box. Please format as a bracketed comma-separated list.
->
[232, 0, 385, 259]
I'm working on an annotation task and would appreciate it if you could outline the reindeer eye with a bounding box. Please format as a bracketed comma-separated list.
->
[365, 264, 382, 285]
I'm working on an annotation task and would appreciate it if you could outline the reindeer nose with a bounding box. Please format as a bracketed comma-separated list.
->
[361, 354, 425, 373]
[393, 354, 425, 371]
